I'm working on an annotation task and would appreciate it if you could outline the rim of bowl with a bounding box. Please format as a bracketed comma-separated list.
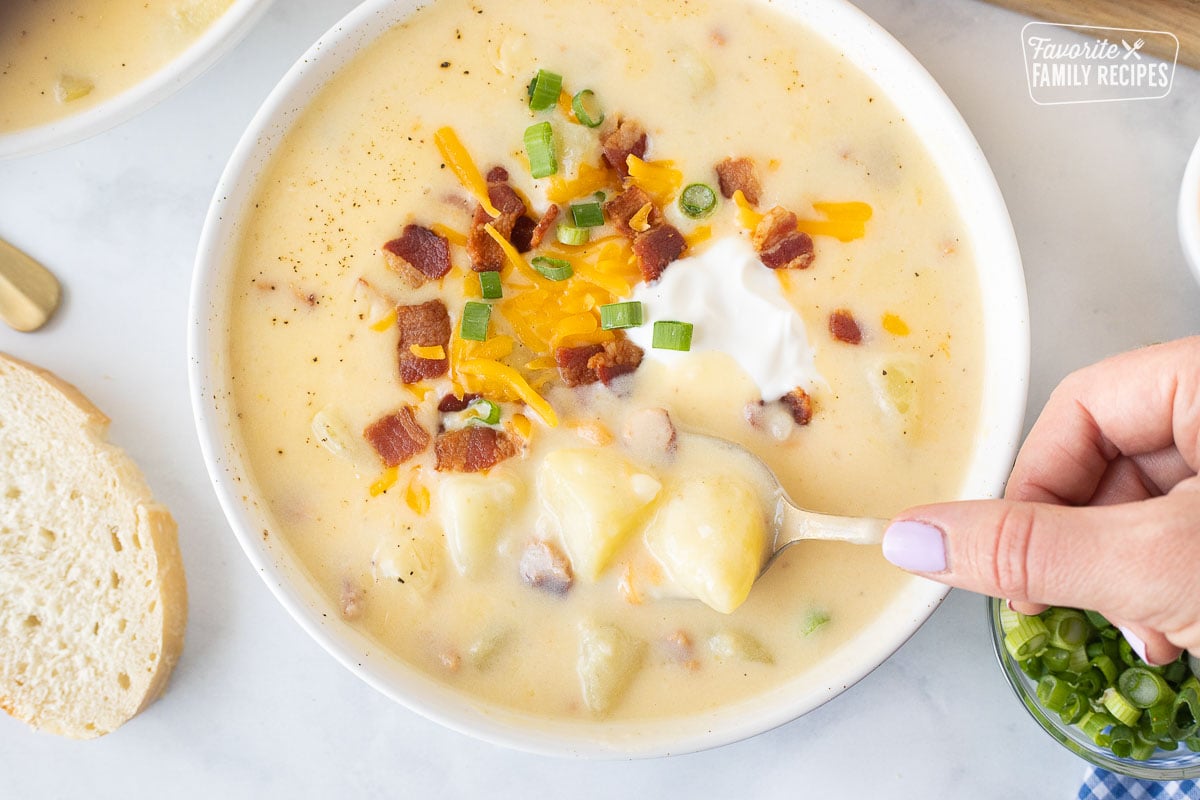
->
[188, 0, 1029, 758]
[987, 598, 1200, 780]
[1178, 134, 1200, 287]
[0, 0, 276, 160]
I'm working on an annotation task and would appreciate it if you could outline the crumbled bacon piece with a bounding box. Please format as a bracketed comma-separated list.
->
[434, 427, 519, 472]
[752, 206, 815, 270]
[396, 300, 450, 383]
[555, 343, 605, 387]
[510, 216, 537, 253]
[603, 186, 662, 238]
[436, 392, 481, 413]
[382, 225, 452, 287]
[601, 118, 648, 178]
[716, 157, 762, 205]
[829, 309, 863, 344]
[485, 166, 509, 183]
[529, 204, 561, 249]
[632, 225, 687, 283]
[587, 339, 644, 385]
[466, 170, 529, 271]
[519, 540, 573, 596]
[364, 407, 430, 468]
[781, 388, 814, 425]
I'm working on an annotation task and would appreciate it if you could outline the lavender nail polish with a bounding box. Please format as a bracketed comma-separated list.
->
[882, 520, 947, 573]
[1118, 626, 1150, 664]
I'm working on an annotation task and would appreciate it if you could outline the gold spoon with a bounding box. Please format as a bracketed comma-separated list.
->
[0, 236, 61, 332]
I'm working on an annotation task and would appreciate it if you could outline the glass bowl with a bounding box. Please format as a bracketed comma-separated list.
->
[988, 597, 1200, 780]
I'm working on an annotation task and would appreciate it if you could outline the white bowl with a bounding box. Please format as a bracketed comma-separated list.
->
[0, 0, 275, 160]
[189, 0, 1029, 758]
[1180, 134, 1200, 286]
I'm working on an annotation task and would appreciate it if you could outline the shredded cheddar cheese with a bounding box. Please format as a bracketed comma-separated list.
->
[370, 308, 397, 332]
[882, 313, 910, 337]
[404, 471, 431, 515]
[509, 413, 533, 440]
[369, 466, 400, 497]
[547, 162, 613, 204]
[431, 222, 467, 247]
[409, 344, 447, 360]
[626, 155, 682, 204]
[683, 224, 712, 250]
[458, 358, 559, 427]
[796, 202, 873, 242]
[434, 127, 500, 217]
[732, 189, 763, 228]
[628, 202, 654, 233]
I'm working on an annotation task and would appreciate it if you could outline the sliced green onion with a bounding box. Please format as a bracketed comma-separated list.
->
[1004, 615, 1050, 661]
[1131, 729, 1160, 760]
[1086, 641, 1106, 659]
[1043, 608, 1093, 650]
[528, 69, 562, 111]
[1091, 654, 1119, 684]
[1118, 635, 1140, 667]
[1075, 667, 1105, 699]
[1080, 710, 1116, 745]
[1059, 691, 1088, 725]
[599, 301, 644, 330]
[571, 89, 604, 128]
[523, 121, 558, 179]
[1066, 646, 1091, 674]
[1042, 647, 1071, 673]
[1171, 688, 1200, 739]
[1119, 667, 1174, 709]
[479, 270, 503, 300]
[1103, 687, 1143, 726]
[999, 607, 1022, 635]
[1084, 610, 1112, 630]
[570, 201, 605, 228]
[652, 320, 694, 352]
[1037, 675, 1074, 712]
[556, 224, 591, 246]
[1019, 658, 1045, 681]
[1164, 661, 1190, 685]
[1146, 700, 1175, 737]
[530, 256, 573, 281]
[1109, 724, 1137, 758]
[460, 301, 491, 342]
[1186, 736, 1200, 752]
[469, 398, 501, 426]
[679, 183, 717, 218]
[593, 191, 606, 202]
[799, 609, 831, 637]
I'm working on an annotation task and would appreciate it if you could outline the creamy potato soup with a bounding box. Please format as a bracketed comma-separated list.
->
[226, 0, 984, 720]
[0, 0, 233, 133]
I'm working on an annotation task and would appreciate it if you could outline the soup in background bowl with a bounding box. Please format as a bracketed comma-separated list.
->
[0, 0, 274, 158]
[190, 0, 1029, 756]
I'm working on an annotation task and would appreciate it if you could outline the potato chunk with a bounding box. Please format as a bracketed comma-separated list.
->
[437, 471, 523, 576]
[643, 474, 769, 614]
[537, 449, 661, 581]
[868, 357, 922, 435]
[577, 622, 645, 715]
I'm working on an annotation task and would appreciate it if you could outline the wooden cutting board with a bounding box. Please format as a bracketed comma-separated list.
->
[981, 0, 1200, 69]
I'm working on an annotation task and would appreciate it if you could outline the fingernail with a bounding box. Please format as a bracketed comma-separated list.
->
[1118, 626, 1149, 663]
[882, 520, 947, 573]
[1005, 599, 1017, 613]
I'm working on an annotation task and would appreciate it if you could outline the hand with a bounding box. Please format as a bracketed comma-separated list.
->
[882, 337, 1200, 664]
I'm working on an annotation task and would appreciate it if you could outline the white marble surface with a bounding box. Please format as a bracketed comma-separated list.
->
[2, 0, 1198, 796]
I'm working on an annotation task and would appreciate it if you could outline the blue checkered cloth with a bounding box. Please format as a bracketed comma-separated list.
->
[1078, 767, 1200, 799]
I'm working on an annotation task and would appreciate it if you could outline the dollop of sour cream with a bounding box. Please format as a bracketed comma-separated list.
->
[626, 236, 819, 399]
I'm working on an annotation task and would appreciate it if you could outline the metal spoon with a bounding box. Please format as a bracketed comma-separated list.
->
[0, 236, 61, 332]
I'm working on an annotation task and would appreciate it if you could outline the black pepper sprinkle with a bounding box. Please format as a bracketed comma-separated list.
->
[440, 61, 451, 68]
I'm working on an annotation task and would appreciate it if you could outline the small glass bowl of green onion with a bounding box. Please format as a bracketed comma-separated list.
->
[988, 597, 1200, 779]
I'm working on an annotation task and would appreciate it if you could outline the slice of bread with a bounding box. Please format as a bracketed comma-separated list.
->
[0, 354, 186, 738]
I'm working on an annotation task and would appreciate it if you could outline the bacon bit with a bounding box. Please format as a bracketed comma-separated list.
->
[467, 172, 529, 271]
[632, 224, 687, 283]
[781, 388, 815, 426]
[663, 630, 699, 670]
[603, 186, 662, 238]
[555, 343, 605, 387]
[396, 300, 451, 383]
[369, 466, 400, 497]
[409, 344, 446, 360]
[364, 407, 431, 468]
[715, 157, 762, 205]
[829, 309, 863, 345]
[882, 313, 910, 337]
[618, 563, 642, 605]
[529, 204, 561, 249]
[436, 392, 480, 413]
[340, 582, 365, 620]
[383, 225, 452, 287]
[586, 338, 644, 385]
[752, 207, 815, 270]
[600, 118, 648, 178]
[434, 426, 519, 472]
[519, 540, 573, 596]
[485, 166, 509, 182]
[510, 215, 537, 253]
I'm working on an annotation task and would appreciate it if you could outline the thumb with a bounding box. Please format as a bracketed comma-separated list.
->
[881, 491, 1198, 617]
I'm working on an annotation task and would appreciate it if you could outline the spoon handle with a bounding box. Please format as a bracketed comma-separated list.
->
[778, 502, 888, 546]
[0, 237, 61, 332]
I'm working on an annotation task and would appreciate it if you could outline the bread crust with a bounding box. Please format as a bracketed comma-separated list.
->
[0, 352, 187, 738]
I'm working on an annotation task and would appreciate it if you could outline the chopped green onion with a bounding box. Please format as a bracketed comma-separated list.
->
[1164, 661, 1190, 685]
[523, 121, 558, 179]
[1120, 667, 1174, 708]
[1086, 641, 1106, 659]
[556, 224, 591, 246]
[528, 69, 562, 111]
[1042, 647, 1071, 673]
[1091, 654, 1119, 684]
[1173, 689, 1200, 740]
[1187, 736, 1200, 752]
[593, 191, 606, 202]
[1146, 700, 1175, 737]
[652, 320, 694, 352]
[679, 183, 717, 218]
[531, 256, 573, 281]
[1084, 610, 1112, 629]
[799, 609, 831, 637]
[1043, 608, 1093, 649]
[1019, 657, 1045, 680]
[1066, 646, 1091, 674]
[479, 270, 503, 300]
[999, 607, 1022, 635]
[1080, 710, 1116, 745]
[1102, 687, 1143, 726]
[1109, 724, 1137, 758]
[599, 301, 644, 330]
[571, 89, 605, 128]
[1118, 635, 1140, 667]
[1004, 615, 1050, 660]
[460, 301, 491, 342]
[469, 398, 501, 425]
[1075, 667, 1105, 699]
[570, 201, 605, 228]
[1131, 729, 1159, 760]
[1037, 674, 1074, 712]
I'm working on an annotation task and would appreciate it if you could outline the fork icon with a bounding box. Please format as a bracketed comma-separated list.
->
[1122, 38, 1145, 60]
